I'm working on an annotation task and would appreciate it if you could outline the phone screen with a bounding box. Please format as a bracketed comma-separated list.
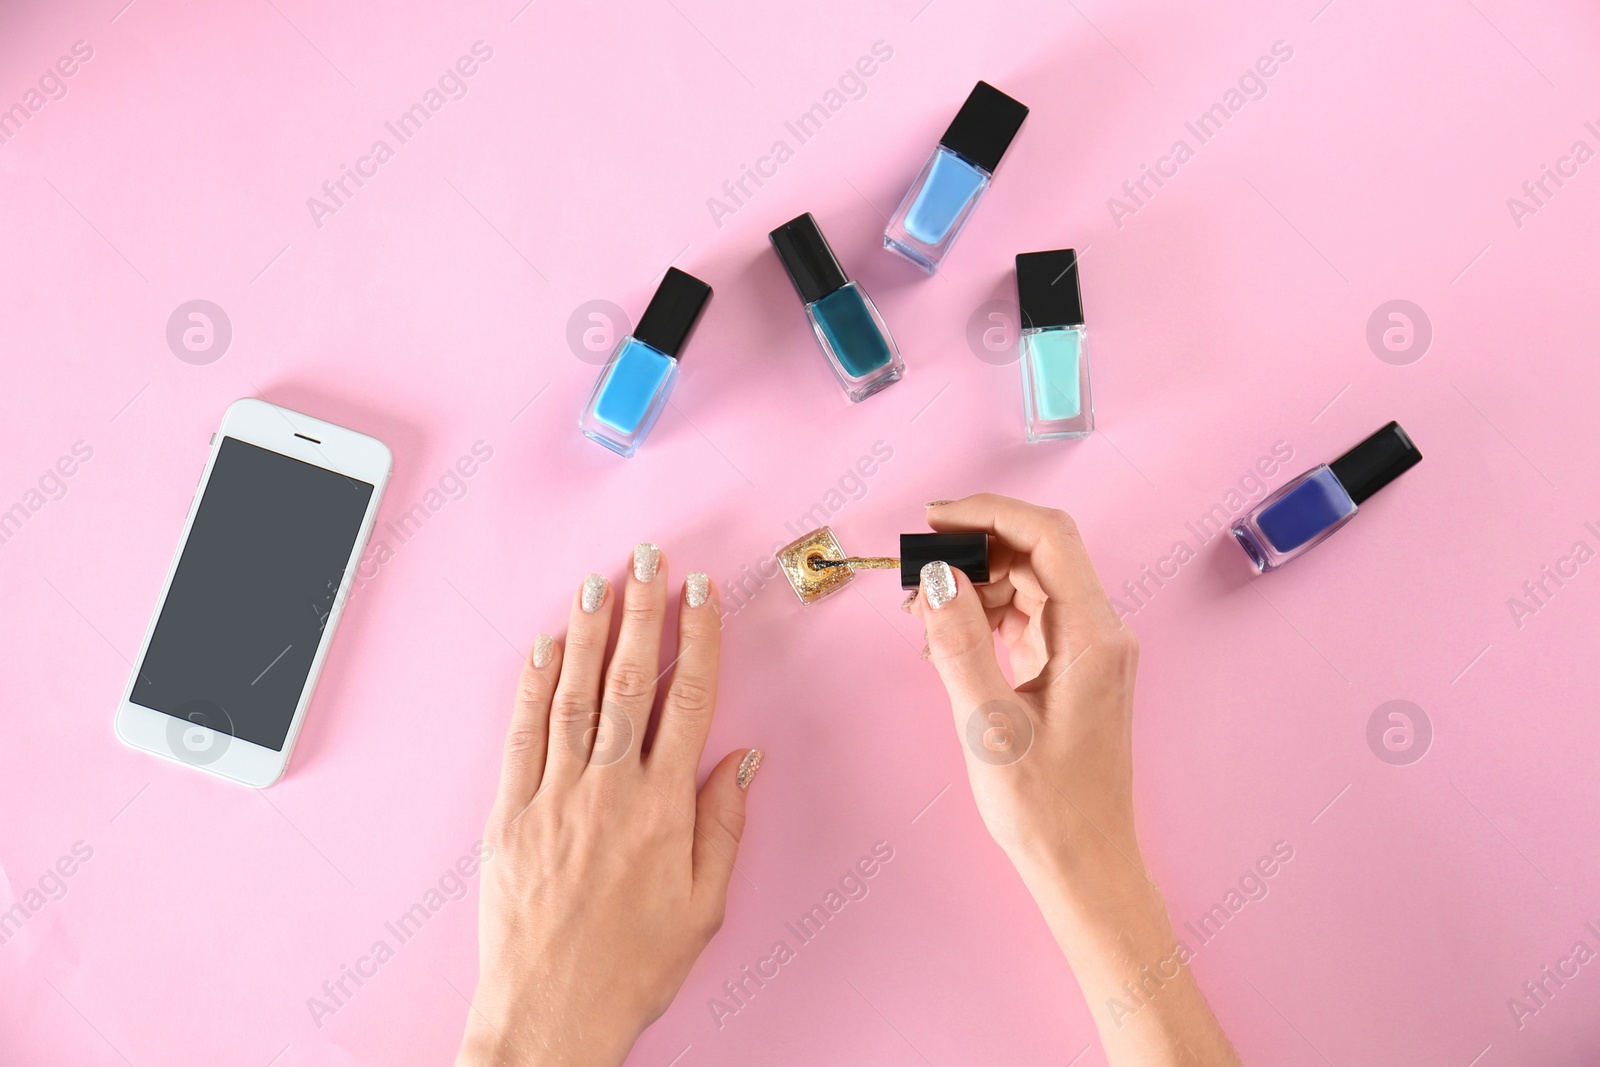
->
[131, 437, 374, 751]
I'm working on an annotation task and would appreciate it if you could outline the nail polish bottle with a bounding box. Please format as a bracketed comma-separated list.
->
[883, 81, 1029, 273]
[579, 267, 712, 457]
[770, 212, 904, 403]
[1016, 249, 1093, 441]
[1232, 421, 1422, 572]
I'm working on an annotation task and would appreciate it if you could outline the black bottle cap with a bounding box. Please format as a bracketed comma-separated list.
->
[1329, 421, 1422, 505]
[1015, 249, 1084, 330]
[939, 81, 1029, 175]
[633, 267, 712, 360]
[899, 532, 990, 589]
[769, 212, 849, 306]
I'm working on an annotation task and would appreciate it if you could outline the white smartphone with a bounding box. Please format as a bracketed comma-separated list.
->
[115, 398, 391, 787]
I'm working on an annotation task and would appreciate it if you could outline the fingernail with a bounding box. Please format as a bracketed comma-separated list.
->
[581, 573, 607, 613]
[920, 641, 931, 661]
[737, 748, 764, 791]
[925, 499, 953, 508]
[532, 633, 554, 668]
[633, 542, 660, 583]
[686, 571, 710, 608]
[900, 590, 918, 614]
[921, 560, 956, 610]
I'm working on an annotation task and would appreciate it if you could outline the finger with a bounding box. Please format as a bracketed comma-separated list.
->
[995, 605, 1036, 652]
[974, 573, 1018, 613]
[649, 571, 721, 788]
[597, 543, 668, 768]
[934, 511, 1033, 618]
[493, 633, 562, 818]
[544, 572, 613, 782]
[960, 540, 1041, 619]
[927, 495, 1118, 634]
[692, 747, 761, 926]
[914, 562, 1015, 737]
[909, 540, 1018, 617]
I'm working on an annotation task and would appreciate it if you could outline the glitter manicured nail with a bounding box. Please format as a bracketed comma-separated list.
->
[634, 543, 660, 583]
[686, 571, 710, 608]
[736, 749, 763, 791]
[581, 573, 607, 613]
[921, 560, 956, 609]
[900, 590, 918, 614]
[925, 499, 953, 508]
[532, 633, 554, 668]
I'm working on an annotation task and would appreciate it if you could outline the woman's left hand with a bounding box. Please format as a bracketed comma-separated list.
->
[457, 545, 761, 1067]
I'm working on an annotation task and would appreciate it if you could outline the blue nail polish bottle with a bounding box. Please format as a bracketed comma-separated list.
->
[884, 81, 1029, 273]
[770, 213, 904, 402]
[1016, 249, 1093, 441]
[579, 267, 712, 457]
[1232, 422, 1423, 572]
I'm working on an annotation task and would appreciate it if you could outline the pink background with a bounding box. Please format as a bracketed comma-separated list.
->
[3, 0, 1599, 1062]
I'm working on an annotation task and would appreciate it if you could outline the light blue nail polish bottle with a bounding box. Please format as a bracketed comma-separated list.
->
[579, 268, 712, 457]
[1016, 249, 1094, 441]
[884, 81, 1029, 274]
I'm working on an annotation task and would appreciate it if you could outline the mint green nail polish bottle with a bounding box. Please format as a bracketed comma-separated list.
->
[1016, 249, 1094, 441]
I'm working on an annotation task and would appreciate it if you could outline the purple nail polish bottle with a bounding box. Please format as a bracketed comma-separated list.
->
[1232, 422, 1422, 572]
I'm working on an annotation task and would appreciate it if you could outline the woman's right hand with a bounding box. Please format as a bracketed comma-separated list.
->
[914, 494, 1239, 1067]
[914, 494, 1142, 891]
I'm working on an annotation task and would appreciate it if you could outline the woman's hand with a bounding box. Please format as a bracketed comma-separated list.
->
[457, 545, 761, 1067]
[915, 495, 1139, 885]
[915, 496, 1238, 1066]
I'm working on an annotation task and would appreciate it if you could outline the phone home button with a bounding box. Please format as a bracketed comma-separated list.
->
[167, 699, 235, 766]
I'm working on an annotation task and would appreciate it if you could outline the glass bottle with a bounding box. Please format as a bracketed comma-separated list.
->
[1232, 422, 1423, 571]
[1015, 248, 1093, 441]
[884, 81, 1029, 273]
[770, 212, 903, 402]
[579, 267, 712, 457]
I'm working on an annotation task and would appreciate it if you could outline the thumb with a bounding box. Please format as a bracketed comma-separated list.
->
[692, 747, 762, 921]
[916, 562, 1014, 737]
